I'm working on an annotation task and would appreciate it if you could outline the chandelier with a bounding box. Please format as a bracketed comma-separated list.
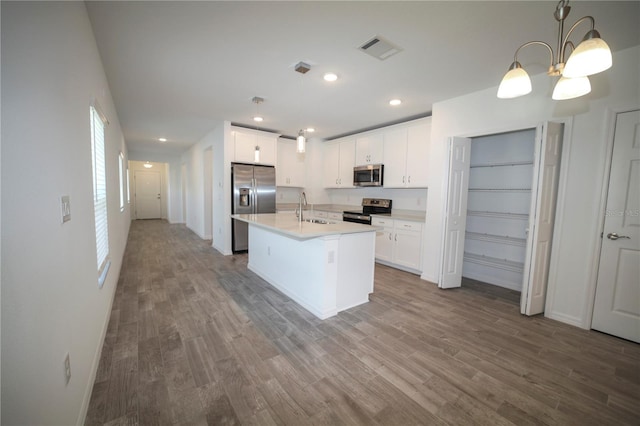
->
[497, 0, 612, 101]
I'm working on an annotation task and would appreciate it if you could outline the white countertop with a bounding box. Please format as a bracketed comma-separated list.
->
[371, 210, 426, 222]
[232, 213, 380, 240]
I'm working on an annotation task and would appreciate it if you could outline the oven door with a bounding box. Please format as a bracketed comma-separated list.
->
[343, 212, 371, 225]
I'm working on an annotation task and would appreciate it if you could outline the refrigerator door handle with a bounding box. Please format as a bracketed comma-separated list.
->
[253, 178, 258, 214]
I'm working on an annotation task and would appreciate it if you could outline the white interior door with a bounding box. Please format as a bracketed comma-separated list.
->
[440, 137, 471, 288]
[135, 170, 162, 219]
[520, 122, 563, 315]
[592, 109, 640, 343]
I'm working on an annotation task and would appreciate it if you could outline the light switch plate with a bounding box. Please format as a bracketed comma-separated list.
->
[61, 196, 71, 223]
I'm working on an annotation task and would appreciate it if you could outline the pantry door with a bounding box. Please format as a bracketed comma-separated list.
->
[591, 109, 640, 343]
[520, 122, 563, 315]
[440, 137, 471, 289]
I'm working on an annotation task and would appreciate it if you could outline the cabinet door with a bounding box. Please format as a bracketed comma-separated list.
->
[356, 134, 383, 165]
[372, 217, 394, 261]
[257, 135, 276, 165]
[234, 131, 276, 165]
[394, 221, 423, 271]
[277, 139, 305, 187]
[405, 122, 430, 187]
[323, 142, 341, 187]
[234, 131, 258, 163]
[383, 128, 408, 187]
[338, 139, 355, 187]
[328, 212, 343, 222]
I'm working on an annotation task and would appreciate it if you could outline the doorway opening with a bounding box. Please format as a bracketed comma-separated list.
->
[441, 122, 564, 316]
[462, 129, 536, 294]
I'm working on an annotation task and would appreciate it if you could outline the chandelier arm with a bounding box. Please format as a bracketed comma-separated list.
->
[513, 41, 555, 71]
[560, 15, 595, 63]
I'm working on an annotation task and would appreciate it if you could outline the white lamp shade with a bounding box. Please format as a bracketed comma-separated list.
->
[552, 76, 591, 100]
[497, 67, 532, 99]
[296, 134, 306, 153]
[562, 37, 612, 78]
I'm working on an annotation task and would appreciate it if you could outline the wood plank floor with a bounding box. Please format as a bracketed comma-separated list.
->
[85, 220, 640, 425]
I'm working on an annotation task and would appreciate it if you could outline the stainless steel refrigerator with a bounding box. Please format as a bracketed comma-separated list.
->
[231, 162, 276, 252]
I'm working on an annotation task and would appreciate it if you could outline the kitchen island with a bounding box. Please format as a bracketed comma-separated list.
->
[231, 213, 379, 319]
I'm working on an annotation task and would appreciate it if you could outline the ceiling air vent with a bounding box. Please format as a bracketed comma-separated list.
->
[358, 35, 403, 60]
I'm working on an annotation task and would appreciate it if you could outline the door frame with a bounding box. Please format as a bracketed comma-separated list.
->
[586, 105, 640, 330]
[438, 119, 573, 315]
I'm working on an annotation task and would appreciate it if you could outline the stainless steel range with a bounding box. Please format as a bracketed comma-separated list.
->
[343, 198, 392, 225]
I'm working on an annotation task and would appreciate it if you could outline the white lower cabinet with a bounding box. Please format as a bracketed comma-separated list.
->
[372, 217, 423, 273]
[310, 210, 343, 222]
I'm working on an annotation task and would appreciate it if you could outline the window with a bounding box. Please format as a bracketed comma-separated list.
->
[90, 104, 110, 287]
[126, 168, 131, 204]
[119, 151, 125, 212]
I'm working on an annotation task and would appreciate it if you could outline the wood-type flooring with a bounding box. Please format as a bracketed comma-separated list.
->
[85, 219, 640, 425]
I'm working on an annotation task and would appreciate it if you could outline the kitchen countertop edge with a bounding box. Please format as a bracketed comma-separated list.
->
[232, 213, 381, 240]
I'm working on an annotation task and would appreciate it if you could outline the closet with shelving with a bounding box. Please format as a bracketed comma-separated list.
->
[462, 129, 535, 291]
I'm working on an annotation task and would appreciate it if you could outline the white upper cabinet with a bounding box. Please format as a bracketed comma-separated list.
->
[355, 133, 383, 165]
[323, 139, 355, 188]
[405, 120, 430, 187]
[233, 128, 277, 165]
[277, 138, 305, 187]
[382, 118, 430, 188]
[382, 127, 408, 187]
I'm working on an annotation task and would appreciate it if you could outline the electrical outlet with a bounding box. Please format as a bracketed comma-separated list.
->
[64, 353, 71, 385]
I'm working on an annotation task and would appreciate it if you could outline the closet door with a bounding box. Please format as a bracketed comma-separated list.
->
[440, 137, 471, 288]
[521, 122, 563, 315]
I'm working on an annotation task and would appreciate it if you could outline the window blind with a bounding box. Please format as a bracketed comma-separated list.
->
[90, 105, 110, 282]
[119, 152, 125, 211]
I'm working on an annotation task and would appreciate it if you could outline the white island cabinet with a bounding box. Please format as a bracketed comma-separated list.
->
[231, 213, 379, 319]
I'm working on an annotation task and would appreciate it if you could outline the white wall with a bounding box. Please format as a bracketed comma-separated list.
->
[212, 122, 232, 254]
[424, 46, 640, 329]
[1, 2, 131, 424]
[182, 123, 226, 241]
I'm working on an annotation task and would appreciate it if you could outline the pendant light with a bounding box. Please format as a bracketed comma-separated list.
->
[294, 61, 310, 153]
[296, 130, 306, 153]
[497, 0, 612, 101]
[252, 96, 264, 162]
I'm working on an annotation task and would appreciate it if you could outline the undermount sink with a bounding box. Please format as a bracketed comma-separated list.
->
[303, 218, 332, 224]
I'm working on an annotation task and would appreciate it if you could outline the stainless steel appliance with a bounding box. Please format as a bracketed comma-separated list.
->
[232, 163, 276, 252]
[343, 198, 392, 225]
[353, 164, 384, 187]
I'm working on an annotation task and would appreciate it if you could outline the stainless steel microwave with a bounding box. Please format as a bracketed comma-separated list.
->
[353, 164, 384, 187]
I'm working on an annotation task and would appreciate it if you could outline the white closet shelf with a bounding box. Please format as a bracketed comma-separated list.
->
[463, 252, 524, 273]
[470, 161, 534, 168]
[468, 188, 531, 193]
[465, 231, 526, 247]
[467, 210, 529, 220]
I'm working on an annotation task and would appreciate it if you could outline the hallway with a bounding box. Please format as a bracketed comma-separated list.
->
[85, 220, 640, 425]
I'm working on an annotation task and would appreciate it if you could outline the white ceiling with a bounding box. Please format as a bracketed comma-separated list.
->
[85, 1, 640, 155]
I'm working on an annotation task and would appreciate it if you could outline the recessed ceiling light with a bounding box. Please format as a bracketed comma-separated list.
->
[158, 137, 167, 142]
[253, 116, 264, 122]
[306, 127, 315, 133]
[323, 73, 338, 82]
[389, 99, 402, 106]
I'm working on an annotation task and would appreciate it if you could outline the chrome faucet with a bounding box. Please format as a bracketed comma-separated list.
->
[296, 191, 307, 222]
